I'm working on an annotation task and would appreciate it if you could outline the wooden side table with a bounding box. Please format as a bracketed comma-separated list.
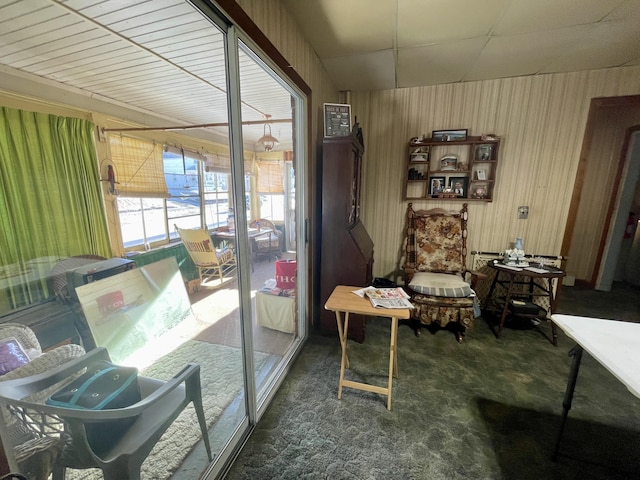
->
[324, 285, 410, 410]
[485, 262, 565, 345]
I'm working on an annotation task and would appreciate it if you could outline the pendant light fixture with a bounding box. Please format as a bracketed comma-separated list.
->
[257, 114, 279, 151]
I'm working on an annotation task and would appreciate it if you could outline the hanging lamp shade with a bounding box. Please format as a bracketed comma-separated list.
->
[257, 115, 279, 151]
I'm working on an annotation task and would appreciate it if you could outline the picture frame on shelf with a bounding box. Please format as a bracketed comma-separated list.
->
[432, 129, 468, 142]
[449, 177, 468, 197]
[471, 183, 489, 199]
[476, 144, 493, 161]
[430, 176, 445, 195]
[410, 146, 429, 162]
[440, 154, 458, 171]
[477, 169, 487, 180]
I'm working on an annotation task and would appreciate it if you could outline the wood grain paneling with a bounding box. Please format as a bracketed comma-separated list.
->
[351, 67, 640, 283]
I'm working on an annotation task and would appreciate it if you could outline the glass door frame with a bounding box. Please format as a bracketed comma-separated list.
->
[189, 1, 311, 478]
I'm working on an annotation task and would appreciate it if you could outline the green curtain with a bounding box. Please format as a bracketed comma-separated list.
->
[0, 107, 111, 309]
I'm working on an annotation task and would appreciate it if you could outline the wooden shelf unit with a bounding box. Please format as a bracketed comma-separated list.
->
[404, 135, 501, 202]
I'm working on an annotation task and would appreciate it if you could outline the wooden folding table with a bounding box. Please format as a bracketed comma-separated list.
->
[324, 285, 411, 410]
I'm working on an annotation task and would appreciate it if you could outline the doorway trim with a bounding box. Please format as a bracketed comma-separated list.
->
[562, 95, 640, 288]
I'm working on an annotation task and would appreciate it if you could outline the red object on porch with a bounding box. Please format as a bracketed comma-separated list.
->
[275, 260, 296, 290]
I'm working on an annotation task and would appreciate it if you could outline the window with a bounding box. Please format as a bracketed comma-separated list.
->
[165, 150, 202, 237]
[117, 148, 255, 250]
[203, 171, 231, 230]
[118, 197, 165, 249]
[256, 159, 285, 221]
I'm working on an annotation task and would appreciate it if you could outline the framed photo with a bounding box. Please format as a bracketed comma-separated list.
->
[432, 129, 468, 142]
[323, 103, 351, 137]
[449, 177, 468, 197]
[471, 183, 489, 199]
[476, 169, 487, 180]
[476, 144, 493, 161]
[410, 146, 429, 162]
[430, 176, 446, 195]
[439, 154, 458, 171]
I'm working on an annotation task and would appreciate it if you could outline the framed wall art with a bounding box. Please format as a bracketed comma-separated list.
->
[323, 103, 352, 137]
[432, 129, 468, 142]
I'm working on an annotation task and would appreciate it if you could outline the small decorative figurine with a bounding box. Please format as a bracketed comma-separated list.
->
[504, 237, 526, 265]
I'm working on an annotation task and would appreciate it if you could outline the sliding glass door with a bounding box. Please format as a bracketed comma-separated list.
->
[236, 39, 306, 410]
[178, 3, 308, 479]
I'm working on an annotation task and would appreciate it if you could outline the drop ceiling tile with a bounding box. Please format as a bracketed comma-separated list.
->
[541, 19, 640, 73]
[495, 0, 624, 35]
[397, 0, 509, 46]
[603, 0, 640, 20]
[466, 24, 591, 81]
[397, 38, 487, 88]
[322, 50, 396, 91]
[280, 0, 394, 58]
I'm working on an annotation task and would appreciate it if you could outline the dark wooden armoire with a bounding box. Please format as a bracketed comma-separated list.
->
[316, 133, 374, 342]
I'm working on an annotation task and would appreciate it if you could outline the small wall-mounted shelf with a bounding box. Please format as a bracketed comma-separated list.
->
[404, 135, 501, 202]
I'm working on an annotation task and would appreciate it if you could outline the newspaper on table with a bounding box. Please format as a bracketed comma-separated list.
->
[352, 286, 414, 309]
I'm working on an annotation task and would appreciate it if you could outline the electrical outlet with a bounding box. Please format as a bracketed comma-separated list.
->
[518, 206, 529, 219]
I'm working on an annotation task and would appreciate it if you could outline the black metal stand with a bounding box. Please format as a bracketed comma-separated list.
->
[552, 344, 584, 460]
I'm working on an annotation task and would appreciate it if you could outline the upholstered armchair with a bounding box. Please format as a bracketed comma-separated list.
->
[403, 203, 484, 343]
[249, 219, 282, 261]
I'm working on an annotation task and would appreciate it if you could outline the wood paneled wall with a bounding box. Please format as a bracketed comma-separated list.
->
[233, 2, 640, 284]
[350, 67, 640, 282]
[235, 0, 340, 142]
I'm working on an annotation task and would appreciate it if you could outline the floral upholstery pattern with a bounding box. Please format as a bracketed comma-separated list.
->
[403, 203, 478, 342]
[413, 215, 465, 273]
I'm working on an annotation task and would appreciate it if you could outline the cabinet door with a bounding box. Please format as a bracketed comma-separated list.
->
[349, 144, 362, 225]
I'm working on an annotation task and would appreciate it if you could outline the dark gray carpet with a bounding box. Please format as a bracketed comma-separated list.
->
[224, 284, 640, 480]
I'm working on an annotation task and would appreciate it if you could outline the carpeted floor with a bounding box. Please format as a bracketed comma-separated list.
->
[223, 282, 640, 479]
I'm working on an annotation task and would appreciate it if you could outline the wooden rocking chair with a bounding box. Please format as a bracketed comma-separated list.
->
[175, 225, 237, 288]
[403, 203, 484, 342]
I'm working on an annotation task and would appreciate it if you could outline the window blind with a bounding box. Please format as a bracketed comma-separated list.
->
[204, 152, 252, 175]
[108, 135, 169, 198]
[257, 160, 284, 193]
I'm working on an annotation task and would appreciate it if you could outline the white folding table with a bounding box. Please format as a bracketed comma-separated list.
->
[550, 314, 640, 459]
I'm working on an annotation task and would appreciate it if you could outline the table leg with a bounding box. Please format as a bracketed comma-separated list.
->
[548, 278, 558, 346]
[485, 269, 500, 311]
[335, 311, 350, 400]
[497, 276, 515, 338]
[552, 344, 583, 460]
[387, 317, 399, 410]
[392, 317, 399, 378]
[334, 310, 349, 369]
